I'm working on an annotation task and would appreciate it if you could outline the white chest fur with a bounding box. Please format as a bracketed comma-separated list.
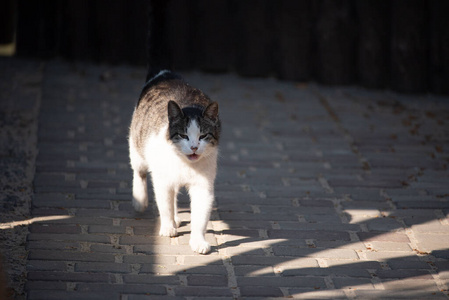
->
[130, 125, 217, 254]
[144, 126, 218, 188]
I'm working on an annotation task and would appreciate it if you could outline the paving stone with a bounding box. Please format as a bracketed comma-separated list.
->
[341, 200, 392, 210]
[88, 225, 127, 234]
[376, 269, 433, 280]
[325, 260, 382, 270]
[182, 255, 225, 265]
[237, 276, 327, 289]
[25, 281, 66, 291]
[90, 244, 127, 254]
[396, 200, 449, 209]
[269, 230, 351, 241]
[26, 240, 81, 251]
[414, 233, 449, 252]
[29, 224, 81, 234]
[120, 235, 171, 245]
[34, 215, 113, 226]
[28, 250, 115, 262]
[364, 218, 405, 232]
[26, 260, 67, 272]
[27, 233, 110, 243]
[357, 232, 410, 243]
[219, 211, 300, 221]
[186, 275, 228, 286]
[140, 264, 227, 275]
[234, 265, 276, 277]
[240, 286, 284, 297]
[403, 217, 449, 233]
[75, 262, 132, 273]
[122, 274, 179, 285]
[221, 246, 267, 256]
[387, 260, 432, 270]
[332, 277, 375, 290]
[381, 278, 441, 292]
[435, 261, 449, 280]
[354, 289, 448, 299]
[174, 286, 233, 297]
[364, 251, 419, 261]
[303, 214, 342, 223]
[76, 283, 167, 295]
[273, 247, 359, 259]
[432, 249, 449, 259]
[276, 222, 360, 231]
[27, 271, 114, 282]
[280, 266, 371, 278]
[367, 241, 412, 252]
[231, 256, 319, 268]
[28, 291, 121, 300]
[288, 289, 347, 299]
[127, 296, 184, 300]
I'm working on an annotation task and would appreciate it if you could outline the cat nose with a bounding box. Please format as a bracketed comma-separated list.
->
[191, 146, 198, 152]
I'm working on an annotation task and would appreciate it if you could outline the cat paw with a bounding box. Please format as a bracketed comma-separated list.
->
[189, 238, 211, 254]
[159, 226, 178, 237]
[174, 216, 182, 228]
[132, 197, 148, 212]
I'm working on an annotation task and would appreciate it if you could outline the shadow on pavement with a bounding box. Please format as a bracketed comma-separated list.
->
[3, 60, 447, 299]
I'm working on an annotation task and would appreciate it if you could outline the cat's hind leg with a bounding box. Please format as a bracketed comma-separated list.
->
[129, 139, 148, 212]
[132, 170, 148, 212]
[153, 179, 178, 237]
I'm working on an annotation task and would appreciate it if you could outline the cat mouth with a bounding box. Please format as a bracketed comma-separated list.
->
[187, 154, 200, 161]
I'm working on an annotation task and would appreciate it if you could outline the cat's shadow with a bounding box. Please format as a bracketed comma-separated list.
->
[174, 222, 215, 238]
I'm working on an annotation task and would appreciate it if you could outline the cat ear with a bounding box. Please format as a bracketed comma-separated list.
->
[167, 100, 183, 122]
[203, 102, 219, 122]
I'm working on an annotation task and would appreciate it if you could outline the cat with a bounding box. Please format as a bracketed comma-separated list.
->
[129, 70, 221, 254]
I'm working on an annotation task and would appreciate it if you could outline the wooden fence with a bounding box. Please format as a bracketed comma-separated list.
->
[14, 0, 449, 94]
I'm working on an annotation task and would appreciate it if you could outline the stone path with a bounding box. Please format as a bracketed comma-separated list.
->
[0, 58, 41, 299]
[1, 59, 449, 299]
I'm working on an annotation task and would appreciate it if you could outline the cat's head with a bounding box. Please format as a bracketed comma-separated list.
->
[167, 100, 221, 163]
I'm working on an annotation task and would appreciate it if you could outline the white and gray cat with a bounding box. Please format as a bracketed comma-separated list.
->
[129, 70, 221, 254]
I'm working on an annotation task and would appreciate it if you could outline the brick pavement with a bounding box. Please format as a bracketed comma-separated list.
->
[1, 59, 449, 299]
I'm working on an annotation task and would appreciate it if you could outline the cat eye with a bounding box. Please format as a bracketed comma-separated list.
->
[199, 134, 209, 140]
[178, 134, 189, 140]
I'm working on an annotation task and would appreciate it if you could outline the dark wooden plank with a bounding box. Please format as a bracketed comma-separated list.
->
[390, 0, 429, 93]
[125, 0, 149, 65]
[16, 0, 61, 58]
[166, 0, 194, 70]
[193, 0, 232, 72]
[314, 0, 357, 85]
[356, 0, 390, 89]
[0, 0, 16, 44]
[429, 0, 449, 94]
[93, 0, 127, 64]
[274, 0, 312, 81]
[62, 0, 91, 61]
[147, 0, 171, 73]
[235, 0, 274, 77]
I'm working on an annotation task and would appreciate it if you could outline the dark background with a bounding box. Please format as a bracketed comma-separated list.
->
[3, 0, 449, 94]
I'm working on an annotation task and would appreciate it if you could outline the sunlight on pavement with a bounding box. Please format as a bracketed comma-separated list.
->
[0, 215, 72, 230]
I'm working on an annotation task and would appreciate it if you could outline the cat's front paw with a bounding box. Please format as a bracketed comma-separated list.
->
[189, 237, 211, 254]
[159, 226, 178, 237]
[174, 215, 182, 228]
